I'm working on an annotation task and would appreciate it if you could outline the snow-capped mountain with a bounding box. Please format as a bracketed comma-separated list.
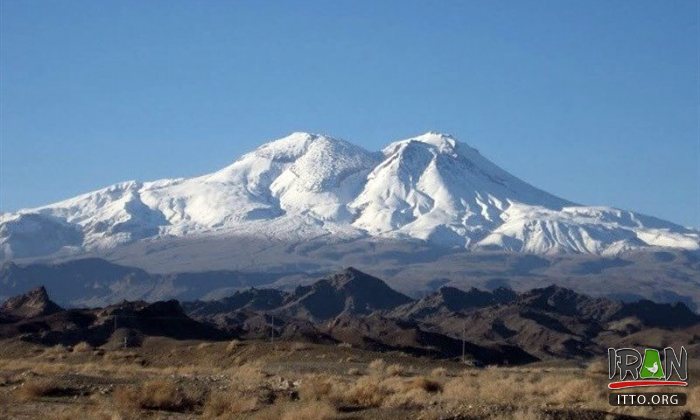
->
[1, 132, 698, 260]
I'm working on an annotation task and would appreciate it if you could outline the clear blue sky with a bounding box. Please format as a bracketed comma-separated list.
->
[1, 1, 698, 227]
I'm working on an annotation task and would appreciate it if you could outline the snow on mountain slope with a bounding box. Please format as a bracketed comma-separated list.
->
[1, 132, 698, 259]
[349, 132, 572, 247]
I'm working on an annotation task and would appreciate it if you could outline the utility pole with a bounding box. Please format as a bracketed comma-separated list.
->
[462, 323, 466, 364]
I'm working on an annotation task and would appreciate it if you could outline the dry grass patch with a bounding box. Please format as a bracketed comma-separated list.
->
[685, 385, 700, 413]
[202, 363, 274, 417]
[298, 372, 444, 411]
[226, 362, 266, 392]
[280, 400, 336, 420]
[253, 400, 337, 420]
[104, 350, 140, 362]
[385, 363, 407, 377]
[551, 377, 600, 404]
[410, 377, 442, 393]
[379, 376, 442, 410]
[368, 358, 385, 375]
[17, 378, 73, 401]
[382, 387, 431, 409]
[442, 367, 607, 411]
[299, 374, 338, 401]
[431, 367, 448, 377]
[585, 358, 607, 375]
[72, 341, 93, 352]
[291, 342, 310, 351]
[204, 391, 259, 417]
[53, 405, 118, 420]
[491, 408, 542, 420]
[226, 339, 242, 353]
[46, 344, 68, 352]
[113, 379, 200, 413]
[342, 376, 392, 408]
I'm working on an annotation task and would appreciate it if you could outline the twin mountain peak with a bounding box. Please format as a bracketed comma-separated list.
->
[1, 131, 698, 261]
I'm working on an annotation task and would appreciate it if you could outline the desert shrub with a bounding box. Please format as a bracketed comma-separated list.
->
[72, 341, 93, 352]
[585, 358, 607, 375]
[226, 339, 242, 353]
[385, 364, 406, 377]
[197, 342, 213, 350]
[17, 378, 67, 401]
[113, 386, 141, 413]
[410, 377, 442, 393]
[551, 378, 601, 404]
[368, 359, 385, 375]
[343, 376, 392, 408]
[299, 374, 336, 401]
[253, 401, 336, 420]
[382, 386, 430, 409]
[443, 372, 501, 404]
[113, 380, 199, 412]
[334, 375, 438, 410]
[204, 391, 258, 417]
[141, 380, 193, 410]
[347, 368, 361, 376]
[441, 367, 609, 410]
[431, 367, 448, 377]
[229, 362, 265, 392]
[280, 400, 336, 420]
[44, 344, 68, 354]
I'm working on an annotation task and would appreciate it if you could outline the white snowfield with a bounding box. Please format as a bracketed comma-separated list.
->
[1, 132, 698, 259]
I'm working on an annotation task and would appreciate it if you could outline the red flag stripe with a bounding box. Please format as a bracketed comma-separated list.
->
[608, 380, 688, 389]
